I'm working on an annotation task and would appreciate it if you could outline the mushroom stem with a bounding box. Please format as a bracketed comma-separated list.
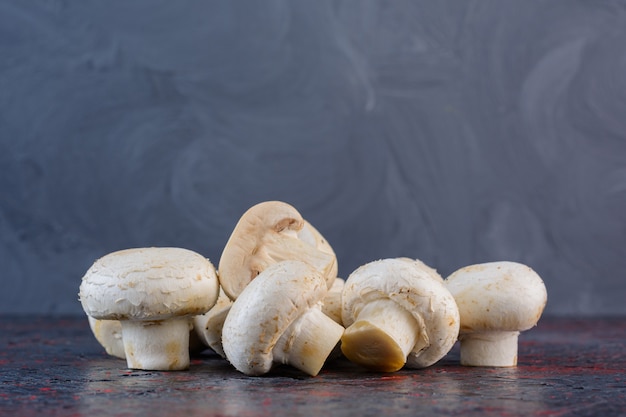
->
[459, 331, 520, 367]
[272, 307, 344, 376]
[121, 317, 192, 371]
[341, 298, 423, 372]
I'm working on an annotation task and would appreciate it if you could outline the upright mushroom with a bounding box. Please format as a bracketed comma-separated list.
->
[218, 201, 337, 299]
[445, 261, 547, 367]
[222, 260, 344, 376]
[341, 258, 460, 372]
[79, 247, 220, 371]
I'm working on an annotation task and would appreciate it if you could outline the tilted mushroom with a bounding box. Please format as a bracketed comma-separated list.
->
[322, 277, 345, 325]
[321, 277, 346, 360]
[193, 279, 343, 359]
[79, 247, 220, 371]
[218, 201, 337, 300]
[341, 258, 460, 372]
[87, 316, 125, 359]
[298, 219, 339, 281]
[445, 261, 547, 367]
[193, 288, 233, 358]
[222, 260, 345, 376]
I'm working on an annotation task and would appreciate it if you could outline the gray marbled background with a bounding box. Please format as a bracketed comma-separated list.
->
[1, 1, 625, 316]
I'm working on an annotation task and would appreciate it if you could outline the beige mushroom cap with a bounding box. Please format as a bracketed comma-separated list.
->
[222, 260, 344, 376]
[342, 258, 460, 369]
[218, 201, 337, 299]
[445, 261, 547, 333]
[79, 247, 219, 321]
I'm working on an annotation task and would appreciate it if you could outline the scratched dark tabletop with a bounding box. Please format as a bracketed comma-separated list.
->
[1, 316, 624, 417]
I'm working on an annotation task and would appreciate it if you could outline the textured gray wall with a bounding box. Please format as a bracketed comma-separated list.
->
[1, 1, 625, 316]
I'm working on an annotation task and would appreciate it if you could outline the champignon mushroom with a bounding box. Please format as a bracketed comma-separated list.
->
[322, 277, 345, 325]
[341, 258, 460, 372]
[79, 247, 220, 371]
[321, 277, 346, 360]
[193, 288, 233, 358]
[222, 260, 345, 376]
[398, 257, 445, 283]
[445, 261, 547, 367]
[298, 220, 339, 281]
[218, 201, 337, 300]
[87, 316, 125, 359]
[87, 317, 206, 359]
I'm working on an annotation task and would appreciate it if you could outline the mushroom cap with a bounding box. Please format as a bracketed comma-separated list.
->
[445, 261, 547, 333]
[397, 257, 444, 284]
[298, 220, 338, 281]
[222, 260, 328, 376]
[218, 201, 337, 299]
[79, 247, 219, 321]
[342, 258, 460, 368]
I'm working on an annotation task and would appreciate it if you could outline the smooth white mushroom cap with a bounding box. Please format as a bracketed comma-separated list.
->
[342, 258, 460, 368]
[79, 247, 219, 321]
[218, 201, 337, 300]
[222, 260, 338, 376]
[445, 261, 547, 334]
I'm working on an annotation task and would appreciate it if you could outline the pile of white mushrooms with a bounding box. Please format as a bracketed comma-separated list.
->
[79, 200, 548, 375]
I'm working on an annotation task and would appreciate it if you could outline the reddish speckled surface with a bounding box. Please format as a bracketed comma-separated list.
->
[1, 317, 624, 416]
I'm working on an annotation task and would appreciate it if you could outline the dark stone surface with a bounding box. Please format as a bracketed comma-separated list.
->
[1, 316, 624, 416]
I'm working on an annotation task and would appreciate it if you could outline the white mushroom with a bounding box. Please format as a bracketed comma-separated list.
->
[320, 277, 346, 360]
[87, 317, 206, 359]
[218, 201, 337, 299]
[298, 220, 339, 281]
[398, 257, 445, 284]
[87, 316, 125, 359]
[341, 258, 460, 372]
[445, 261, 547, 367]
[192, 288, 233, 358]
[322, 277, 345, 326]
[79, 247, 220, 371]
[222, 260, 345, 376]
